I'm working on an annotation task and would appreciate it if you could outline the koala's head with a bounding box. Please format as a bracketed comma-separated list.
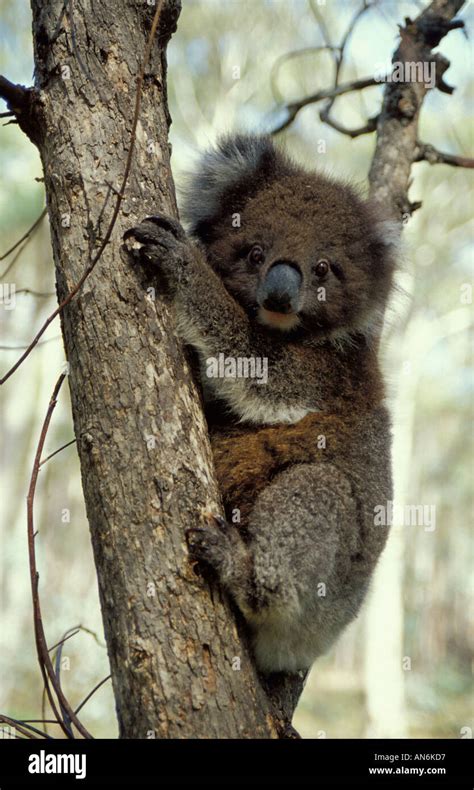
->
[181, 134, 399, 338]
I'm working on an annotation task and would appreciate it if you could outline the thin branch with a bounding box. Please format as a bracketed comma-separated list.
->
[338, 1, 373, 70]
[39, 438, 77, 467]
[1, 240, 39, 280]
[47, 629, 80, 653]
[317, 1, 377, 138]
[0, 714, 52, 740]
[308, 0, 333, 49]
[268, 0, 378, 136]
[20, 719, 58, 724]
[0, 0, 166, 386]
[270, 45, 337, 104]
[414, 141, 474, 168]
[15, 289, 55, 297]
[27, 372, 92, 738]
[54, 628, 78, 738]
[41, 684, 48, 738]
[0, 207, 47, 261]
[73, 624, 107, 649]
[0, 336, 60, 351]
[319, 108, 379, 138]
[74, 675, 111, 715]
[47, 623, 106, 653]
[271, 75, 380, 134]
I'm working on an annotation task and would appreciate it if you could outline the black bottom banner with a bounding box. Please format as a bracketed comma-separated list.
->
[0, 737, 471, 787]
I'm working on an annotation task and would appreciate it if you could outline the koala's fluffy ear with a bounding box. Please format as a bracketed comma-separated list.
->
[180, 134, 291, 240]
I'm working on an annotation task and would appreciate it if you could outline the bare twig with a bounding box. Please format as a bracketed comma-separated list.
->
[41, 685, 48, 738]
[27, 373, 93, 738]
[74, 624, 107, 648]
[0, 714, 52, 740]
[271, 75, 380, 134]
[270, 45, 337, 104]
[53, 627, 80, 738]
[47, 624, 106, 654]
[0, 212, 48, 280]
[16, 289, 55, 297]
[0, 0, 166, 386]
[313, 1, 376, 136]
[0, 336, 60, 350]
[1, 240, 40, 281]
[319, 108, 379, 138]
[74, 675, 112, 715]
[39, 438, 77, 467]
[0, 207, 47, 261]
[269, 1, 379, 135]
[308, 0, 333, 49]
[21, 719, 58, 724]
[337, 1, 373, 70]
[414, 141, 474, 168]
[47, 629, 80, 653]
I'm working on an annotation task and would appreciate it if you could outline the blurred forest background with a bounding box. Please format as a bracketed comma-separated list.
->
[0, 0, 472, 739]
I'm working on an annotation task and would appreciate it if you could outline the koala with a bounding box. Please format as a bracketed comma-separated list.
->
[124, 134, 398, 674]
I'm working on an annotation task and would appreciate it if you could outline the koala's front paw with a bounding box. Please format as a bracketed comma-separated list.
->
[186, 514, 231, 571]
[123, 213, 190, 289]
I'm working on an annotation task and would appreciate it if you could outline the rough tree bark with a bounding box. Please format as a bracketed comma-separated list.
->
[4, 0, 301, 738]
[368, 0, 466, 214]
[0, 0, 466, 739]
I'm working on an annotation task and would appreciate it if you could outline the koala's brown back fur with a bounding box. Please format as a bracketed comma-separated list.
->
[211, 409, 383, 533]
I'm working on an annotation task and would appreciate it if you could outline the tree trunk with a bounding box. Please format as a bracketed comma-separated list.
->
[26, 0, 301, 738]
[368, 0, 464, 216]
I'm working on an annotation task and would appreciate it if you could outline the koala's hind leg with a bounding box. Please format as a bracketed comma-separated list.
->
[246, 463, 357, 609]
[188, 463, 359, 631]
[243, 462, 360, 671]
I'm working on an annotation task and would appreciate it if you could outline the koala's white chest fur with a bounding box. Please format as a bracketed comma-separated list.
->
[176, 309, 315, 425]
[201, 363, 314, 424]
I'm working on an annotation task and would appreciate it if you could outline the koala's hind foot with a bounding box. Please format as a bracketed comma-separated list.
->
[186, 513, 251, 600]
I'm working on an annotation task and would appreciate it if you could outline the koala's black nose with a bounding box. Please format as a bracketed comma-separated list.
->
[257, 262, 302, 314]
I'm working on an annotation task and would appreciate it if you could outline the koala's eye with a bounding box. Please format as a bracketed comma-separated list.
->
[313, 259, 329, 277]
[248, 244, 265, 264]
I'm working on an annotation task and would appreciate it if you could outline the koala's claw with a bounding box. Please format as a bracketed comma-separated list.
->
[186, 513, 230, 566]
[142, 213, 187, 241]
[203, 512, 229, 531]
[123, 213, 191, 289]
[123, 213, 185, 246]
[186, 526, 210, 545]
[186, 526, 220, 558]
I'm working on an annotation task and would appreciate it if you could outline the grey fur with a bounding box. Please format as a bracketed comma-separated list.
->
[125, 134, 396, 673]
[181, 134, 282, 235]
